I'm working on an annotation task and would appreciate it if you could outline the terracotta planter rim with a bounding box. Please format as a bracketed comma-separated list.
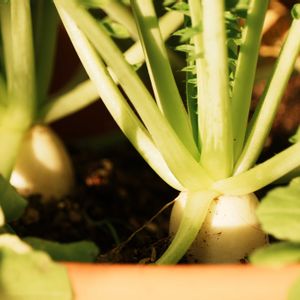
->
[63, 262, 300, 300]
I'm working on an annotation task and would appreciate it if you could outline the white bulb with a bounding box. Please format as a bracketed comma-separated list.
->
[170, 193, 268, 263]
[10, 125, 75, 202]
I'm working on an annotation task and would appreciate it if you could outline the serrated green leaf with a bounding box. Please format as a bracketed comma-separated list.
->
[173, 26, 200, 42]
[24, 237, 100, 262]
[101, 17, 131, 39]
[175, 44, 195, 53]
[256, 178, 300, 242]
[169, 2, 189, 15]
[0, 176, 27, 222]
[0, 238, 72, 299]
[250, 242, 300, 267]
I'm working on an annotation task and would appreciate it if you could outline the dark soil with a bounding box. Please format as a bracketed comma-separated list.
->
[11, 139, 177, 263]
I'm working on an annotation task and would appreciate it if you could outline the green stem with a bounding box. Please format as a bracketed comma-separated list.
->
[235, 17, 300, 174]
[188, 0, 206, 148]
[0, 2, 12, 97]
[131, 0, 198, 157]
[8, 0, 36, 121]
[32, 0, 59, 106]
[42, 80, 98, 123]
[56, 4, 183, 191]
[156, 190, 219, 264]
[190, 0, 233, 180]
[231, 0, 269, 161]
[214, 142, 300, 195]
[55, 0, 212, 190]
[43, 10, 183, 123]
[0, 0, 36, 178]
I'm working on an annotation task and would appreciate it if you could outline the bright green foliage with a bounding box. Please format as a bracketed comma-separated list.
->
[0, 235, 72, 299]
[256, 178, 300, 242]
[251, 177, 300, 298]
[54, 0, 300, 264]
[251, 178, 300, 268]
[251, 242, 300, 267]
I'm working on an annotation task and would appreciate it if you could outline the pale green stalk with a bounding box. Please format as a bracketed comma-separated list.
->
[32, 0, 59, 105]
[156, 190, 219, 264]
[43, 10, 183, 124]
[214, 142, 300, 195]
[0, 0, 36, 178]
[191, 0, 233, 179]
[187, 0, 205, 149]
[56, 5, 183, 191]
[235, 17, 300, 174]
[131, 0, 198, 157]
[55, 0, 212, 190]
[231, 0, 269, 161]
[43, 80, 98, 123]
[0, 3, 12, 97]
[125, 9, 183, 66]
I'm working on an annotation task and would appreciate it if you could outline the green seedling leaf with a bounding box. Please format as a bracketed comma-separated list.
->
[256, 178, 300, 242]
[0, 176, 27, 222]
[0, 234, 72, 300]
[250, 242, 300, 267]
[24, 237, 100, 262]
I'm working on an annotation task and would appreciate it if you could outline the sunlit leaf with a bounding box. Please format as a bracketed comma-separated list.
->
[256, 178, 300, 242]
[0, 235, 72, 299]
[250, 242, 300, 267]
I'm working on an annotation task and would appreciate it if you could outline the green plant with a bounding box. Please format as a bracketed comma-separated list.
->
[54, 0, 300, 264]
[0, 0, 179, 205]
[0, 0, 75, 201]
[0, 1, 187, 290]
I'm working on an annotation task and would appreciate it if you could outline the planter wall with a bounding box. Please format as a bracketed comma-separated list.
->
[64, 263, 300, 300]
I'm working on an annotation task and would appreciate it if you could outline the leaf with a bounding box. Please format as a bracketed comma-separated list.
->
[173, 26, 200, 43]
[101, 17, 131, 39]
[0, 176, 27, 222]
[289, 126, 300, 144]
[0, 234, 31, 254]
[292, 4, 300, 20]
[80, 0, 108, 8]
[167, 2, 190, 16]
[289, 276, 300, 300]
[250, 242, 300, 267]
[24, 237, 100, 262]
[0, 235, 72, 300]
[256, 178, 300, 242]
